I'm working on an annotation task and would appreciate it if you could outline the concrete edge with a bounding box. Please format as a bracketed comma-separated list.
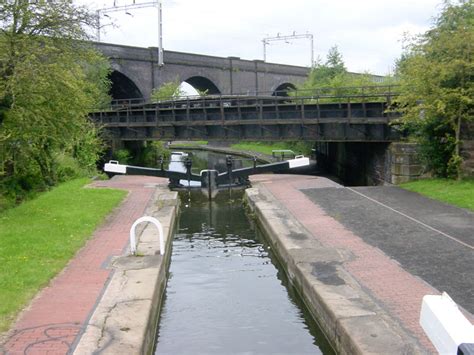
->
[244, 186, 426, 355]
[73, 187, 179, 355]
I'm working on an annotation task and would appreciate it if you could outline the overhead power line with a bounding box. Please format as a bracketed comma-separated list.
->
[262, 32, 314, 67]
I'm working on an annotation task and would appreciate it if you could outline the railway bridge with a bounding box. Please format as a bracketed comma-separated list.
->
[91, 86, 400, 142]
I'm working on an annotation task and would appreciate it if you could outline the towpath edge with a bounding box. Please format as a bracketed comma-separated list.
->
[245, 174, 436, 354]
[73, 184, 178, 354]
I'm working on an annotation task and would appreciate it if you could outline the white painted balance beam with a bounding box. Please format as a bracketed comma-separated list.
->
[420, 292, 474, 354]
[288, 155, 310, 169]
[104, 160, 127, 174]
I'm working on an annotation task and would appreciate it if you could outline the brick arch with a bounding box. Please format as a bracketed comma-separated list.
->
[109, 70, 143, 100]
[272, 82, 297, 97]
[183, 76, 221, 95]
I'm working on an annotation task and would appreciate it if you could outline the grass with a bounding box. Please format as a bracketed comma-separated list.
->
[230, 142, 298, 156]
[400, 178, 474, 211]
[169, 140, 208, 147]
[0, 178, 126, 332]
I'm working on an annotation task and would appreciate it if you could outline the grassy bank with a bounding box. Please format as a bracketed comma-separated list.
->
[169, 140, 208, 147]
[400, 179, 474, 211]
[0, 178, 126, 332]
[230, 141, 313, 156]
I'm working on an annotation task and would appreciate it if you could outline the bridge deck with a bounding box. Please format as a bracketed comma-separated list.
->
[91, 94, 401, 142]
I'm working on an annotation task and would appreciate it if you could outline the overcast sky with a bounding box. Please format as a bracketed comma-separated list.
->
[76, 0, 443, 75]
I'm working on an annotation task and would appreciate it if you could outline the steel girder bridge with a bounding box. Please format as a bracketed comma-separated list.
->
[90, 86, 401, 142]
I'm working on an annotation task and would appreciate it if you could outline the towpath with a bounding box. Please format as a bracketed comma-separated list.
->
[0, 176, 166, 355]
[250, 174, 474, 352]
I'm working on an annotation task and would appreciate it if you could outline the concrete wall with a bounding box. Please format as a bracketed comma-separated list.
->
[94, 42, 310, 99]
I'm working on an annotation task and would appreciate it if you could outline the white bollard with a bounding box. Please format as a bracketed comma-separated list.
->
[129, 216, 165, 256]
[420, 292, 474, 354]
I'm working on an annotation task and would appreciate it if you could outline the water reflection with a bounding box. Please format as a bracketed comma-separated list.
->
[155, 194, 333, 355]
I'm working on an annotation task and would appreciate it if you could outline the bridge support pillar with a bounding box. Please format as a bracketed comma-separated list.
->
[390, 143, 424, 184]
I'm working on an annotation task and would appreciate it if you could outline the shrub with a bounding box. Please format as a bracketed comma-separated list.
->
[113, 149, 132, 164]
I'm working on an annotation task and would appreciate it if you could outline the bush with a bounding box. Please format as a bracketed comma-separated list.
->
[113, 149, 132, 164]
[55, 153, 85, 182]
[133, 141, 171, 168]
[0, 173, 45, 211]
[407, 115, 457, 178]
[285, 141, 313, 156]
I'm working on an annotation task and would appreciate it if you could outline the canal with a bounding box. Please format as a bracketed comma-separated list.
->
[154, 151, 334, 354]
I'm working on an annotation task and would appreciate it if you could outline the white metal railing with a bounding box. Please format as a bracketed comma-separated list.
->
[129, 216, 164, 255]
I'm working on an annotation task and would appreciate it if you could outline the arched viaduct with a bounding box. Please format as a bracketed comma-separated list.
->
[94, 42, 310, 100]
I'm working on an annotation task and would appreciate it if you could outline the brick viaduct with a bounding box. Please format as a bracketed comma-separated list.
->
[94, 42, 310, 100]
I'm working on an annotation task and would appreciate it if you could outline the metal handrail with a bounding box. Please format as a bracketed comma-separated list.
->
[129, 216, 164, 256]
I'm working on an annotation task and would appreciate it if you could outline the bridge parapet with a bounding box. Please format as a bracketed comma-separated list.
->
[94, 41, 310, 76]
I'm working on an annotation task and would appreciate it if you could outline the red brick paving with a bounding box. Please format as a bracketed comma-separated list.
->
[252, 174, 441, 352]
[3, 173, 469, 354]
[1, 176, 166, 355]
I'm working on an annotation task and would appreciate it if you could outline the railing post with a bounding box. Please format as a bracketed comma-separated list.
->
[348, 96, 352, 122]
[226, 155, 233, 197]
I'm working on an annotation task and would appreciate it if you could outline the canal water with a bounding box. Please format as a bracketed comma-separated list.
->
[154, 151, 333, 354]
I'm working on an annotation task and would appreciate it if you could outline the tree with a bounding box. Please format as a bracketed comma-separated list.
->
[395, 0, 473, 178]
[296, 45, 393, 100]
[0, 1, 111, 202]
[150, 79, 185, 102]
[298, 46, 346, 90]
[325, 45, 346, 77]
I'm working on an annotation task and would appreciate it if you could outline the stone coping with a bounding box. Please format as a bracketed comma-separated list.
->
[245, 183, 427, 354]
[73, 189, 179, 354]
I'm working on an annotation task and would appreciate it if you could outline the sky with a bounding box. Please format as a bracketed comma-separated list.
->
[76, 0, 443, 76]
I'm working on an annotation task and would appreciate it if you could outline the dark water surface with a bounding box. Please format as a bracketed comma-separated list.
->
[154, 193, 333, 355]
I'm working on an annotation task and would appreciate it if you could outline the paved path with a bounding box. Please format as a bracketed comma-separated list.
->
[0, 176, 166, 355]
[303, 185, 474, 314]
[251, 174, 474, 352]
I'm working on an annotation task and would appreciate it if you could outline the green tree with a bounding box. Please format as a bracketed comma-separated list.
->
[325, 45, 346, 77]
[299, 46, 346, 90]
[150, 79, 185, 102]
[296, 45, 393, 100]
[394, 0, 473, 178]
[0, 1, 111, 202]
